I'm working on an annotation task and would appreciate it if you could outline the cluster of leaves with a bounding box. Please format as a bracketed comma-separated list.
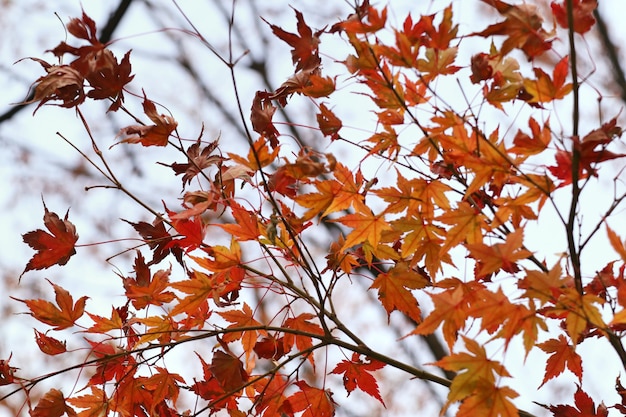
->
[5, 1, 626, 417]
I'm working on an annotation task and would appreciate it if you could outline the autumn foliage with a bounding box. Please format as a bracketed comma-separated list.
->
[5, 1, 626, 417]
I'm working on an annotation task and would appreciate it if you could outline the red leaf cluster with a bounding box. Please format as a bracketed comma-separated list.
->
[24, 11, 134, 112]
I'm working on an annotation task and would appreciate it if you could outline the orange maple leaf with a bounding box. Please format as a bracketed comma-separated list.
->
[253, 376, 291, 417]
[522, 56, 572, 104]
[170, 270, 241, 315]
[282, 313, 325, 366]
[13, 279, 87, 331]
[21, 202, 78, 278]
[285, 381, 335, 417]
[416, 47, 461, 81]
[466, 229, 533, 279]
[334, 209, 392, 252]
[412, 279, 483, 349]
[67, 387, 109, 417]
[369, 261, 430, 323]
[217, 202, 260, 241]
[537, 335, 583, 387]
[122, 252, 175, 310]
[434, 337, 513, 409]
[456, 380, 519, 417]
[218, 303, 265, 361]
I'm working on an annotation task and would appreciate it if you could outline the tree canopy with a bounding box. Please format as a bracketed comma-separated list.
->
[2, 1, 626, 416]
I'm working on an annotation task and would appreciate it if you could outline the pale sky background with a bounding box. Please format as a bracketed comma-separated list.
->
[2, 1, 626, 416]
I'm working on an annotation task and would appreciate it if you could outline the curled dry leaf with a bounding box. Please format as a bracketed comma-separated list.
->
[117, 95, 177, 146]
[21, 59, 85, 113]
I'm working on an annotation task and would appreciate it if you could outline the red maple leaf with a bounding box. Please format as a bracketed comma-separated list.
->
[551, 0, 597, 35]
[549, 118, 625, 186]
[536, 385, 608, 417]
[264, 8, 322, 72]
[34, 330, 67, 356]
[21, 202, 78, 278]
[30, 388, 75, 417]
[330, 353, 386, 405]
[537, 335, 583, 387]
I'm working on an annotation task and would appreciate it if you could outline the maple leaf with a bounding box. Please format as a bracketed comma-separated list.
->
[285, 381, 335, 417]
[317, 103, 343, 140]
[253, 375, 291, 417]
[437, 202, 489, 253]
[217, 202, 260, 241]
[67, 387, 108, 417]
[122, 251, 175, 310]
[165, 205, 206, 251]
[416, 47, 461, 81]
[334, 208, 393, 252]
[537, 335, 583, 387]
[83, 49, 134, 112]
[510, 117, 551, 156]
[218, 303, 265, 362]
[21, 202, 78, 278]
[551, 0, 597, 34]
[0, 356, 17, 386]
[369, 261, 430, 323]
[522, 56, 572, 104]
[536, 385, 608, 417]
[23, 61, 85, 113]
[165, 138, 222, 188]
[85, 339, 137, 385]
[170, 271, 230, 315]
[30, 388, 76, 417]
[456, 380, 519, 417]
[476, 0, 554, 59]
[141, 366, 185, 410]
[13, 279, 87, 331]
[337, 3, 387, 34]
[282, 313, 325, 365]
[228, 136, 280, 171]
[607, 225, 626, 263]
[191, 354, 240, 410]
[86, 308, 124, 334]
[34, 330, 67, 355]
[330, 353, 386, 405]
[254, 335, 286, 361]
[264, 8, 322, 72]
[118, 95, 177, 146]
[124, 217, 183, 266]
[210, 350, 249, 393]
[250, 92, 280, 148]
[434, 337, 512, 408]
[466, 229, 533, 279]
[549, 117, 625, 186]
